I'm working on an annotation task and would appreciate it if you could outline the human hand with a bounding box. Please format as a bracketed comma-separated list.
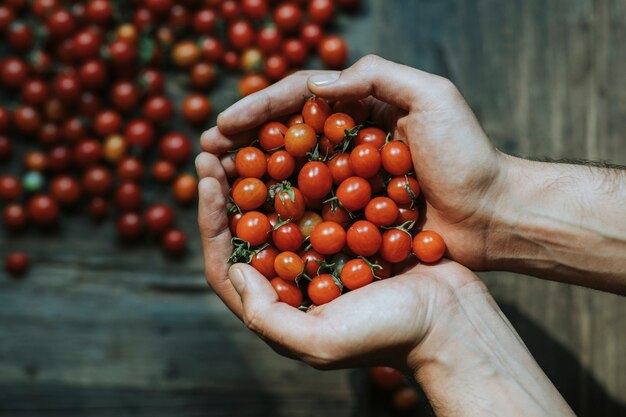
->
[201, 55, 507, 272]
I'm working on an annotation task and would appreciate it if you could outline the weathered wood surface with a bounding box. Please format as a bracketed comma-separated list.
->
[1, 1, 625, 416]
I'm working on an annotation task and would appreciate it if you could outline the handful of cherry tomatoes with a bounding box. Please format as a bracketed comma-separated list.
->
[228, 97, 446, 308]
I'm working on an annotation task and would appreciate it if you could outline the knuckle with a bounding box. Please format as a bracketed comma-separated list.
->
[433, 76, 459, 97]
[355, 54, 382, 70]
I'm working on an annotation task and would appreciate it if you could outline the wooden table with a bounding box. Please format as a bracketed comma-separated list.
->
[1, 1, 625, 416]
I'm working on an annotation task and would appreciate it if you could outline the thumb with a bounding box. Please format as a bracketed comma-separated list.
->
[307, 55, 450, 112]
[228, 263, 279, 307]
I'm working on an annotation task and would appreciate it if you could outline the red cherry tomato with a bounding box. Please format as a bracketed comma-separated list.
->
[392, 387, 419, 411]
[327, 153, 354, 185]
[381, 141, 412, 176]
[159, 132, 191, 164]
[284, 123, 317, 157]
[232, 178, 267, 211]
[380, 228, 412, 263]
[162, 229, 186, 256]
[412, 230, 446, 263]
[308, 274, 341, 305]
[235, 146, 267, 178]
[274, 185, 305, 221]
[308, 0, 334, 24]
[3, 203, 27, 231]
[94, 110, 122, 137]
[236, 211, 271, 246]
[73, 138, 102, 168]
[302, 97, 332, 134]
[228, 20, 255, 50]
[387, 176, 420, 205]
[365, 197, 399, 227]
[273, 2, 302, 33]
[50, 175, 82, 207]
[181, 94, 212, 125]
[301, 249, 324, 277]
[115, 181, 142, 212]
[0, 175, 21, 201]
[117, 157, 144, 181]
[143, 95, 174, 122]
[340, 258, 374, 290]
[283, 38, 308, 65]
[117, 212, 144, 241]
[82, 166, 112, 196]
[355, 127, 386, 149]
[395, 203, 419, 225]
[371, 367, 404, 390]
[370, 255, 393, 279]
[272, 222, 303, 252]
[190, 62, 216, 90]
[5, 252, 29, 277]
[274, 250, 304, 280]
[193, 8, 216, 34]
[297, 161, 332, 200]
[257, 26, 282, 53]
[346, 220, 382, 257]
[323, 112, 355, 144]
[321, 202, 350, 228]
[251, 245, 279, 279]
[310, 221, 346, 255]
[271, 277, 302, 307]
[144, 204, 174, 235]
[336, 176, 371, 212]
[28, 194, 59, 226]
[259, 121, 287, 151]
[349, 144, 381, 179]
[318, 35, 348, 69]
[267, 150, 295, 181]
[238, 73, 270, 97]
[172, 174, 198, 205]
[152, 160, 176, 183]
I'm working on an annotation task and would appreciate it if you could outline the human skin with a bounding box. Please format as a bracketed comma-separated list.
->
[196, 55, 624, 415]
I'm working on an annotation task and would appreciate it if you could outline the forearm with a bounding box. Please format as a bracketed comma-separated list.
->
[411, 284, 574, 417]
[487, 154, 626, 293]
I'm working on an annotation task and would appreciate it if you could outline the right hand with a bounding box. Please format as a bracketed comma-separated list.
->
[204, 55, 509, 270]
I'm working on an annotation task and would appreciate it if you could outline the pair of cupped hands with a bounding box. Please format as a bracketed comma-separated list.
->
[196, 55, 510, 373]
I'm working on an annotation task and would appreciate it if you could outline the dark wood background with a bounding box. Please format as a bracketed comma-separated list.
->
[1, 0, 625, 416]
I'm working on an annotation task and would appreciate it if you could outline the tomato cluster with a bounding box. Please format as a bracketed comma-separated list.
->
[229, 97, 446, 307]
[0, 0, 360, 278]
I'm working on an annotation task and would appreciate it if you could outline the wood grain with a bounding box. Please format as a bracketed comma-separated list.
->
[1, 1, 625, 416]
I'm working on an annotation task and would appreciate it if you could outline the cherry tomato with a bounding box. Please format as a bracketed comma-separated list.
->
[287, 113, 304, 126]
[0, 7, 16, 32]
[142, 96, 173, 122]
[238, 73, 270, 97]
[392, 387, 419, 411]
[8, 22, 34, 52]
[74, 28, 103, 59]
[73, 138, 102, 168]
[272, 222, 303, 252]
[117, 157, 144, 181]
[22, 78, 49, 106]
[273, 2, 302, 33]
[324, 112, 355, 144]
[371, 367, 404, 390]
[297, 161, 332, 199]
[333, 100, 369, 125]
[302, 97, 332, 134]
[300, 22, 323, 48]
[173, 174, 198, 205]
[274, 185, 305, 220]
[346, 220, 382, 256]
[301, 249, 324, 277]
[257, 25, 282, 53]
[395, 203, 419, 225]
[412, 230, 446, 263]
[355, 127, 386, 149]
[318, 35, 348, 69]
[310, 221, 346, 255]
[108, 38, 137, 67]
[117, 212, 144, 241]
[232, 178, 267, 211]
[182, 94, 212, 125]
[380, 228, 412, 263]
[47, 146, 72, 172]
[0, 175, 21, 201]
[114, 181, 142, 212]
[381, 141, 412, 175]
[264, 54, 289, 81]
[228, 20, 255, 50]
[144, 204, 174, 235]
[50, 175, 82, 207]
[336, 176, 371, 212]
[274, 250, 304, 280]
[251, 245, 279, 279]
[321, 202, 350, 227]
[159, 132, 191, 164]
[267, 150, 295, 180]
[82, 165, 112, 196]
[236, 211, 271, 246]
[123, 119, 153, 150]
[259, 121, 287, 151]
[162, 229, 186, 256]
[365, 197, 398, 227]
[111, 81, 140, 112]
[370, 255, 393, 279]
[297, 211, 323, 238]
[190, 62, 216, 90]
[193, 8, 217, 34]
[340, 258, 374, 290]
[5, 252, 29, 277]
[172, 40, 201, 69]
[349, 144, 381, 179]
[200, 37, 225, 62]
[85, 0, 113, 25]
[327, 153, 354, 185]
[308, 0, 334, 24]
[152, 160, 176, 183]
[308, 274, 341, 305]
[387, 176, 420, 205]
[14, 105, 42, 135]
[139, 68, 165, 95]
[1, 57, 29, 89]
[228, 212, 243, 235]
[235, 147, 267, 178]
[94, 110, 122, 137]
[88, 197, 108, 219]
[271, 277, 302, 307]
[241, 0, 267, 19]
[283, 38, 308, 65]
[284, 123, 316, 157]
[28, 194, 59, 226]
[3, 203, 27, 231]
[0, 135, 11, 161]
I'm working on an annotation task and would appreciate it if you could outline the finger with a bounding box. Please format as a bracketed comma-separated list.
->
[308, 55, 454, 112]
[198, 177, 243, 318]
[195, 152, 229, 197]
[200, 126, 257, 154]
[217, 70, 334, 135]
[229, 264, 323, 360]
[220, 153, 237, 178]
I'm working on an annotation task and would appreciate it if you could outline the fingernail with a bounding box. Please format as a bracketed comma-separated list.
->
[310, 73, 340, 86]
[229, 266, 246, 294]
